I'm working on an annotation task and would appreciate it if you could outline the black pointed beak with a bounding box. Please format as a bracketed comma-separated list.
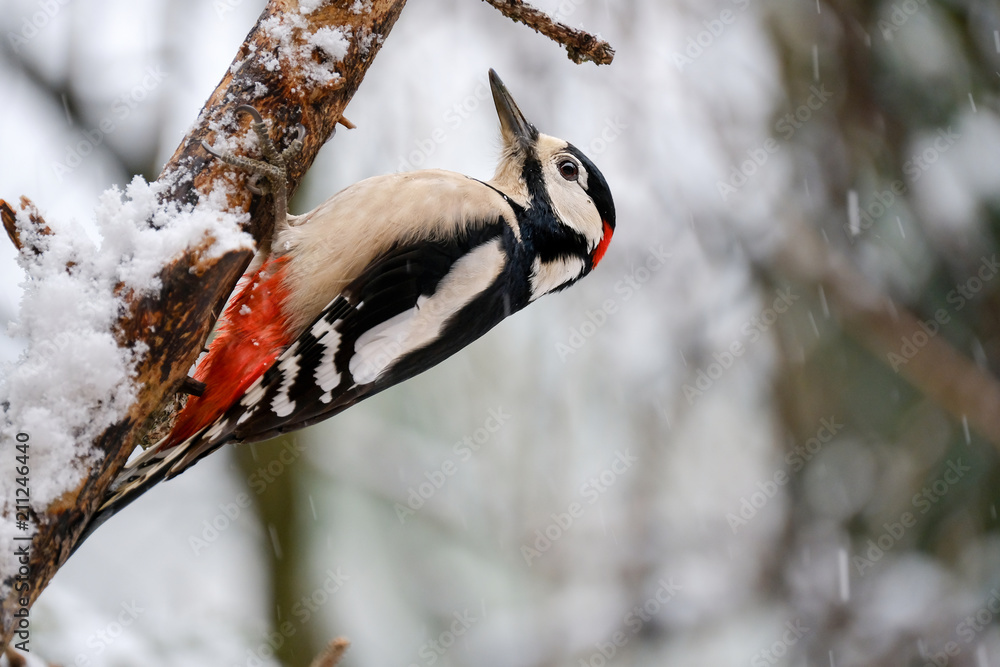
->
[489, 69, 537, 150]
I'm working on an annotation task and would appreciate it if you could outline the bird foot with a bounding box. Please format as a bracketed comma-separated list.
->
[201, 105, 306, 222]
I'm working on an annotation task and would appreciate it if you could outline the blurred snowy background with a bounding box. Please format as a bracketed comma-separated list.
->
[2, 0, 1000, 665]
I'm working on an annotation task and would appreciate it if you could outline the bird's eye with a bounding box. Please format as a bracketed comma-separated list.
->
[558, 159, 579, 181]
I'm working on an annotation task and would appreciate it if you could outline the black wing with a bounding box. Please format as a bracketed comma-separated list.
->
[232, 232, 515, 442]
[89, 222, 524, 534]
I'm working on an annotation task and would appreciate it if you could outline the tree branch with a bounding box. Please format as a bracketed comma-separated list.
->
[0, 0, 409, 648]
[480, 0, 615, 65]
[768, 218, 1000, 448]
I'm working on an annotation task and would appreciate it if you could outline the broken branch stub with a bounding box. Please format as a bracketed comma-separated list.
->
[1, 197, 52, 256]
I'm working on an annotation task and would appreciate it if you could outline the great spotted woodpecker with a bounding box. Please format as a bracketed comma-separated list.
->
[93, 70, 615, 528]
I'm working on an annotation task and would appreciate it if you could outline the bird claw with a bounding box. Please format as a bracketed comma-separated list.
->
[201, 139, 224, 160]
[201, 105, 305, 223]
[235, 104, 265, 125]
[246, 175, 266, 196]
[239, 106, 283, 165]
[280, 124, 306, 163]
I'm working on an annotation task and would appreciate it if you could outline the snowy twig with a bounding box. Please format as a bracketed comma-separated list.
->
[310, 638, 351, 667]
[480, 0, 615, 65]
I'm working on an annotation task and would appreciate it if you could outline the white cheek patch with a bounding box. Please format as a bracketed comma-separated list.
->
[542, 164, 604, 245]
[530, 255, 586, 301]
[349, 240, 506, 384]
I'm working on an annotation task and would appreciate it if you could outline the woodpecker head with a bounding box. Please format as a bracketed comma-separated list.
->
[488, 69, 616, 286]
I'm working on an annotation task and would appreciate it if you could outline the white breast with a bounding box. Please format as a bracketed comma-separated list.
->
[529, 255, 586, 301]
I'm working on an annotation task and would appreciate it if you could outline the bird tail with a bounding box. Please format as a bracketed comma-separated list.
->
[76, 421, 236, 549]
[74, 259, 295, 548]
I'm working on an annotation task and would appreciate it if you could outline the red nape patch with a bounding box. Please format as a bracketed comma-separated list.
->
[165, 258, 293, 447]
[591, 220, 614, 268]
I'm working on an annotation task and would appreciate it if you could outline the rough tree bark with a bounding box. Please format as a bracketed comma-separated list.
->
[0, 0, 613, 651]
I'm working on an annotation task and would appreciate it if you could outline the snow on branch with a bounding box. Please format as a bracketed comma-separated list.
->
[1, 176, 252, 516]
[1, 197, 51, 257]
